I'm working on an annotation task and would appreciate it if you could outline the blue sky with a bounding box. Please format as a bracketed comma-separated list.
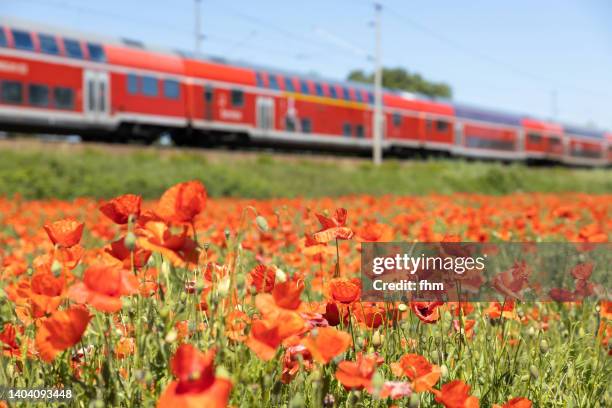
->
[4, 0, 612, 130]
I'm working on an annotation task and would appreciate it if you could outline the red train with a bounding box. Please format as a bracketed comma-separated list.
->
[0, 18, 610, 166]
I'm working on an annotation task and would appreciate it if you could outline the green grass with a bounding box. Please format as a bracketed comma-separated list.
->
[0, 145, 610, 199]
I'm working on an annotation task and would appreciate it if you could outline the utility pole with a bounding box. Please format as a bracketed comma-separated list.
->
[372, 3, 383, 165]
[194, 0, 202, 56]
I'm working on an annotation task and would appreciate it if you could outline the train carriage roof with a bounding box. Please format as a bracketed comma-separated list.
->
[454, 103, 523, 127]
[562, 124, 605, 139]
[521, 118, 563, 133]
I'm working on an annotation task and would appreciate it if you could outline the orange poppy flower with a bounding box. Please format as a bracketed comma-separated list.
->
[355, 221, 394, 242]
[491, 261, 530, 301]
[312, 208, 354, 243]
[255, 276, 305, 319]
[245, 313, 305, 361]
[157, 344, 231, 408]
[68, 264, 138, 313]
[137, 221, 199, 267]
[43, 218, 84, 248]
[433, 380, 479, 408]
[301, 326, 352, 364]
[100, 194, 142, 224]
[492, 397, 532, 408]
[35, 305, 91, 362]
[328, 278, 361, 304]
[0, 323, 21, 357]
[411, 301, 444, 324]
[155, 180, 207, 224]
[105, 236, 152, 269]
[600, 301, 612, 320]
[335, 352, 381, 390]
[391, 353, 441, 392]
[248, 264, 276, 293]
[281, 344, 313, 384]
[485, 301, 519, 321]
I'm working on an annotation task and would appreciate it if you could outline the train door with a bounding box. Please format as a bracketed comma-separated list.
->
[83, 70, 110, 123]
[204, 85, 214, 120]
[256, 97, 274, 131]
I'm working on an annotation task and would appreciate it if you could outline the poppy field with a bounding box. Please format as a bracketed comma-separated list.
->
[0, 181, 610, 407]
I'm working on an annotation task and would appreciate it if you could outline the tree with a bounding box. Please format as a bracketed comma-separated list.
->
[347, 67, 452, 99]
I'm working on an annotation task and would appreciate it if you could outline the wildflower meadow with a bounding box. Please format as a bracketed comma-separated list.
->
[0, 179, 610, 407]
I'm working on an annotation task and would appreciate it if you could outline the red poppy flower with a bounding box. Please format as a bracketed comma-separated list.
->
[301, 326, 352, 364]
[100, 194, 142, 224]
[68, 264, 139, 313]
[0, 323, 21, 357]
[255, 276, 305, 319]
[281, 344, 313, 384]
[35, 306, 91, 362]
[156, 180, 207, 224]
[248, 264, 276, 293]
[391, 353, 441, 392]
[328, 278, 361, 304]
[43, 218, 84, 248]
[335, 352, 381, 390]
[138, 221, 199, 267]
[157, 344, 231, 408]
[245, 315, 304, 361]
[105, 236, 152, 269]
[411, 301, 444, 324]
[433, 380, 479, 408]
[493, 397, 532, 408]
[312, 208, 354, 243]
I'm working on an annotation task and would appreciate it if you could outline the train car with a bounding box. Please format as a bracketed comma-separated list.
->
[384, 92, 455, 155]
[521, 118, 564, 163]
[452, 104, 523, 161]
[561, 124, 607, 167]
[606, 133, 612, 166]
[0, 18, 111, 135]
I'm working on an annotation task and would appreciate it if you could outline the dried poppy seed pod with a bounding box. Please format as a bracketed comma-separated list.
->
[539, 339, 549, 354]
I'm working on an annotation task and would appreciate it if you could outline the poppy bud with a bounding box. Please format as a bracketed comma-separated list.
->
[432, 350, 444, 364]
[164, 329, 177, 343]
[275, 268, 287, 283]
[539, 339, 549, 354]
[440, 364, 448, 379]
[348, 391, 360, 405]
[134, 369, 145, 381]
[255, 215, 269, 232]
[124, 231, 136, 251]
[372, 330, 384, 347]
[398, 303, 408, 312]
[51, 259, 62, 277]
[409, 393, 420, 408]
[216, 365, 231, 380]
[93, 400, 105, 408]
[224, 228, 231, 241]
[218, 276, 231, 297]
[529, 364, 539, 379]
[371, 371, 384, 394]
[526, 326, 536, 337]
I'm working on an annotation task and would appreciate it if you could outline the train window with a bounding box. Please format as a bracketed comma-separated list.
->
[300, 80, 309, 94]
[355, 124, 365, 138]
[301, 118, 312, 133]
[127, 74, 138, 94]
[231, 89, 244, 107]
[1, 81, 23, 104]
[255, 72, 264, 87]
[54, 87, 74, 109]
[87, 43, 105, 62]
[342, 87, 350, 100]
[354, 90, 363, 103]
[0, 27, 6, 47]
[342, 123, 352, 136]
[392, 113, 402, 127]
[314, 83, 323, 97]
[163, 80, 180, 99]
[285, 116, 296, 131]
[39, 34, 59, 55]
[436, 120, 449, 132]
[284, 78, 295, 92]
[329, 86, 338, 99]
[64, 39, 83, 59]
[367, 92, 374, 104]
[28, 84, 50, 107]
[268, 75, 280, 90]
[12, 30, 34, 51]
[141, 76, 158, 97]
[528, 133, 542, 143]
